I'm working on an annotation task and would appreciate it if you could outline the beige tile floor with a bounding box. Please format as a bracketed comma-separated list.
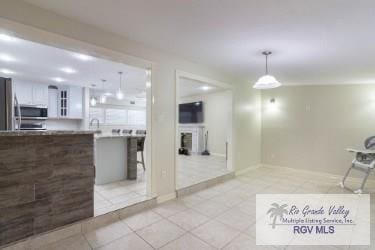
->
[177, 154, 231, 189]
[12, 166, 375, 250]
[94, 165, 150, 216]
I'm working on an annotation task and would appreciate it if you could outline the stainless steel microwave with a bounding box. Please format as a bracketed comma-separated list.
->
[15, 104, 48, 120]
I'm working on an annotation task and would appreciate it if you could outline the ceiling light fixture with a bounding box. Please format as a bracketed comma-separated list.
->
[201, 85, 212, 91]
[116, 71, 124, 100]
[0, 53, 16, 62]
[52, 77, 66, 83]
[0, 68, 15, 75]
[90, 96, 97, 106]
[100, 79, 107, 104]
[0, 34, 16, 42]
[61, 67, 77, 74]
[253, 51, 281, 89]
[73, 53, 93, 61]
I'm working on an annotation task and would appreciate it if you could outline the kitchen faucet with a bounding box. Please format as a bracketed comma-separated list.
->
[90, 118, 100, 129]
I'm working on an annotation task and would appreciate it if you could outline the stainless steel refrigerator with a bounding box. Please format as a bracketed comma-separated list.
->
[0, 77, 14, 130]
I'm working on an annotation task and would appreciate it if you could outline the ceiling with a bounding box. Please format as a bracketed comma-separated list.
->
[179, 77, 228, 98]
[0, 35, 147, 99]
[22, 0, 375, 85]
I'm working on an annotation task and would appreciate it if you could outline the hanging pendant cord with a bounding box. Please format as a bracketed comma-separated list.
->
[265, 53, 268, 74]
[119, 72, 123, 89]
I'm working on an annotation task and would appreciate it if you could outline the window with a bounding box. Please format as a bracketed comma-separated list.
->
[89, 107, 146, 125]
[105, 108, 128, 125]
[128, 110, 146, 125]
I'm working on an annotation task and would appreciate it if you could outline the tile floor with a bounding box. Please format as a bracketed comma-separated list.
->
[9, 166, 375, 250]
[94, 165, 150, 216]
[177, 154, 231, 189]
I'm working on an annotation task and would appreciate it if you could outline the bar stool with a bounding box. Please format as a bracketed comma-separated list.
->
[137, 136, 146, 171]
[122, 129, 133, 135]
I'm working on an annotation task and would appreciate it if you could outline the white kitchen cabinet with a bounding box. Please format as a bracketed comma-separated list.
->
[14, 81, 33, 105]
[49, 85, 83, 119]
[48, 88, 58, 118]
[58, 87, 69, 118]
[69, 86, 83, 119]
[32, 83, 48, 106]
[14, 81, 48, 106]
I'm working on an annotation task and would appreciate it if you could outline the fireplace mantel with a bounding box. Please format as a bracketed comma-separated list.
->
[178, 124, 205, 154]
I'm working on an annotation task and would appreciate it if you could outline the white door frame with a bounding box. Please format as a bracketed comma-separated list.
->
[0, 18, 156, 198]
[175, 70, 234, 190]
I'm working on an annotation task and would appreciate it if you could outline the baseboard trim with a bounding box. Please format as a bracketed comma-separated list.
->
[235, 164, 262, 176]
[210, 152, 226, 157]
[156, 192, 176, 204]
[176, 172, 235, 197]
[260, 163, 375, 184]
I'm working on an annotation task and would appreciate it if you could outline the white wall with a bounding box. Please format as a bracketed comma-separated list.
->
[261, 84, 375, 178]
[233, 82, 262, 171]
[180, 90, 232, 156]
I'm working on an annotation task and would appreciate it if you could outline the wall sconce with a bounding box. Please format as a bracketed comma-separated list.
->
[267, 97, 278, 111]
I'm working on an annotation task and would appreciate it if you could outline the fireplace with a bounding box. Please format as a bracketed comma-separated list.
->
[181, 133, 192, 151]
[178, 124, 204, 154]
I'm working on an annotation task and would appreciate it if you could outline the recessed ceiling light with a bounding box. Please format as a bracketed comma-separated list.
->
[0, 34, 17, 42]
[52, 77, 66, 83]
[61, 67, 76, 74]
[0, 53, 16, 62]
[200, 85, 212, 91]
[0, 68, 16, 75]
[73, 53, 93, 61]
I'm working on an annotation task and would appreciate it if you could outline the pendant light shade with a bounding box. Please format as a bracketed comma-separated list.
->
[116, 71, 124, 100]
[90, 96, 97, 106]
[253, 51, 281, 89]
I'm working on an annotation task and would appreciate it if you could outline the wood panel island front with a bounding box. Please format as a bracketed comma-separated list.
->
[0, 131, 95, 247]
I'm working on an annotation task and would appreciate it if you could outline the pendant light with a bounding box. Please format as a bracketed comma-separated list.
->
[253, 51, 281, 89]
[116, 71, 124, 100]
[90, 96, 97, 106]
[100, 79, 107, 104]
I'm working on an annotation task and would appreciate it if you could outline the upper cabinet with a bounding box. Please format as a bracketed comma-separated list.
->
[68, 86, 83, 119]
[32, 83, 48, 106]
[15, 81, 83, 119]
[49, 85, 83, 119]
[48, 87, 58, 118]
[15, 81, 48, 106]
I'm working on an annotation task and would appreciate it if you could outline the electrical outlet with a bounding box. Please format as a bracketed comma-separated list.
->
[161, 170, 167, 178]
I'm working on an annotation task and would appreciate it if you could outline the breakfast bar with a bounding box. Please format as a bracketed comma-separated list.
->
[94, 134, 143, 184]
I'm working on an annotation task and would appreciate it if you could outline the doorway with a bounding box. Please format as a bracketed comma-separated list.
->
[0, 22, 154, 217]
[175, 71, 233, 190]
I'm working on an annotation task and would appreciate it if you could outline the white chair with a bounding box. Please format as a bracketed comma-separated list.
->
[340, 136, 375, 194]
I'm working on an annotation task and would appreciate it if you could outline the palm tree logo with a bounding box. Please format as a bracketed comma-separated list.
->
[267, 203, 288, 229]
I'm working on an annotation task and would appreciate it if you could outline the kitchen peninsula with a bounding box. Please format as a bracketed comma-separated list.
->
[0, 131, 95, 246]
[95, 134, 143, 184]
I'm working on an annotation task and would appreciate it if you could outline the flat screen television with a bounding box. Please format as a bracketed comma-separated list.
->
[179, 101, 203, 123]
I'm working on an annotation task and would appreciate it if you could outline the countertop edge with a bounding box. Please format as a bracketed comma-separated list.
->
[0, 130, 97, 136]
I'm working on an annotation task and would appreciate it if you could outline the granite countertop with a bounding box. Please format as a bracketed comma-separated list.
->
[95, 134, 145, 139]
[0, 130, 97, 136]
